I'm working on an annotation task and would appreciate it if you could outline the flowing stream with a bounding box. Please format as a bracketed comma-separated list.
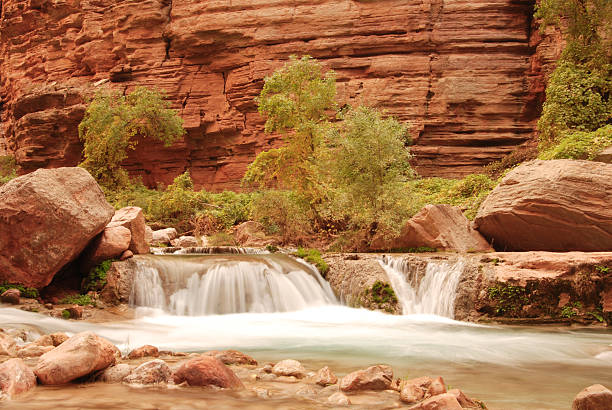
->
[1, 254, 611, 409]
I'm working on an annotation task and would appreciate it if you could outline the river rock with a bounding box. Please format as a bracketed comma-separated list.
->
[0, 289, 20, 305]
[171, 235, 199, 247]
[107, 207, 149, 255]
[128, 345, 159, 359]
[408, 392, 463, 410]
[97, 363, 133, 383]
[152, 228, 177, 245]
[119, 250, 134, 261]
[328, 391, 351, 405]
[0, 358, 36, 398]
[0, 333, 17, 356]
[123, 359, 171, 384]
[428, 376, 447, 396]
[371, 204, 492, 252]
[0, 167, 115, 288]
[572, 384, 612, 410]
[272, 359, 306, 378]
[173, 356, 244, 389]
[203, 349, 257, 365]
[315, 366, 338, 386]
[80, 226, 131, 272]
[447, 389, 478, 408]
[474, 160, 612, 251]
[339, 365, 393, 392]
[17, 344, 54, 358]
[33, 333, 68, 347]
[34, 331, 117, 385]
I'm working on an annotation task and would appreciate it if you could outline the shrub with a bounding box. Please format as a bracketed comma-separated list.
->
[0, 283, 39, 299]
[251, 190, 312, 244]
[539, 125, 612, 160]
[82, 260, 112, 292]
[78, 86, 185, 189]
[0, 155, 18, 186]
[487, 284, 529, 317]
[293, 248, 329, 277]
[207, 232, 236, 246]
[369, 280, 398, 304]
[60, 294, 94, 306]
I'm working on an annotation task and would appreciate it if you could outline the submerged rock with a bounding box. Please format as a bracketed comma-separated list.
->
[203, 350, 257, 366]
[474, 160, 612, 251]
[35, 331, 117, 385]
[97, 364, 133, 383]
[0, 167, 115, 288]
[272, 359, 306, 378]
[0, 358, 36, 398]
[339, 365, 393, 392]
[173, 356, 244, 389]
[572, 384, 612, 410]
[124, 360, 171, 385]
[328, 391, 351, 405]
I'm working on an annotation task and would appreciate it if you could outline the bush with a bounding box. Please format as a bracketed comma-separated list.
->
[0, 155, 18, 186]
[251, 190, 312, 244]
[207, 232, 236, 246]
[82, 260, 112, 292]
[0, 283, 39, 299]
[539, 125, 612, 160]
[60, 294, 94, 306]
[293, 248, 329, 277]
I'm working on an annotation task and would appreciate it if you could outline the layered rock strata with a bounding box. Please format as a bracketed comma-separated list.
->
[0, 0, 561, 190]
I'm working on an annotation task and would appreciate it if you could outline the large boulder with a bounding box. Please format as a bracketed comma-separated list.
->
[572, 384, 612, 410]
[173, 356, 244, 389]
[371, 204, 492, 252]
[339, 365, 393, 392]
[80, 225, 131, 272]
[0, 167, 115, 288]
[34, 331, 117, 385]
[474, 160, 612, 251]
[107, 207, 149, 254]
[0, 358, 37, 398]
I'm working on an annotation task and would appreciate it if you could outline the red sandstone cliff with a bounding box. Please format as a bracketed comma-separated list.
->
[0, 0, 562, 190]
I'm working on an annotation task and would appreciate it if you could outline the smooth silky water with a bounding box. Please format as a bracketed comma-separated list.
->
[1, 254, 611, 409]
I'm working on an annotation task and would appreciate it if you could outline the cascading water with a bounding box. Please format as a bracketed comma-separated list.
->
[379, 255, 466, 318]
[130, 254, 337, 315]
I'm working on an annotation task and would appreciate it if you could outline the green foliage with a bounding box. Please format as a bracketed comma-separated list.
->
[0, 283, 39, 299]
[78, 86, 185, 189]
[587, 309, 604, 322]
[61, 310, 71, 319]
[369, 280, 398, 304]
[82, 260, 112, 292]
[319, 106, 413, 237]
[251, 190, 312, 243]
[266, 244, 279, 253]
[293, 248, 329, 277]
[60, 294, 94, 306]
[560, 301, 582, 318]
[487, 284, 529, 316]
[595, 265, 610, 274]
[539, 125, 612, 160]
[484, 147, 538, 179]
[0, 155, 18, 186]
[207, 232, 236, 246]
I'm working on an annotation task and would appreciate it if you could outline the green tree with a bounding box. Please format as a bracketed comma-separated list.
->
[78, 86, 185, 189]
[243, 55, 336, 194]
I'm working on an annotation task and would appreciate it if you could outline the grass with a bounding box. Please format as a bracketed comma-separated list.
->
[294, 248, 330, 277]
[60, 294, 94, 306]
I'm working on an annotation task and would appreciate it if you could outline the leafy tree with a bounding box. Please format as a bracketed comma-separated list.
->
[78, 86, 185, 189]
[243, 55, 336, 194]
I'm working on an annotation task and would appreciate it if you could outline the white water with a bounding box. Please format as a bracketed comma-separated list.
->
[130, 255, 337, 315]
[380, 255, 465, 318]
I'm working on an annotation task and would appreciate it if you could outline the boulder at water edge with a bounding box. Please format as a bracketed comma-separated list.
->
[151, 227, 177, 245]
[107, 206, 149, 254]
[80, 225, 131, 272]
[173, 356, 244, 389]
[370, 204, 492, 252]
[0, 167, 115, 288]
[572, 384, 612, 410]
[0, 358, 36, 398]
[123, 359, 171, 384]
[34, 331, 117, 384]
[474, 160, 612, 251]
[339, 365, 393, 392]
[0, 289, 20, 305]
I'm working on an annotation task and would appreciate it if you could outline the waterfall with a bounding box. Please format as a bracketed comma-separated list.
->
[379, 256, 465, 318]
[130, 254, 337, 315]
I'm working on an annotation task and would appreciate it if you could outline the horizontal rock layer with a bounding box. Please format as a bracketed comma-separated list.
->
[0, 0, 561, 190]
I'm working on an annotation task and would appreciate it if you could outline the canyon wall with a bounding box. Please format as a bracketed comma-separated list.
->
[0, 0, 562, 190]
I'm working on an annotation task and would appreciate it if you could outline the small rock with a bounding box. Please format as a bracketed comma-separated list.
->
[272, 359, 306, 378]
[0, 358, 36, 398]
[66, 305, 83, 319]
[127, 345, 159, 360]
[572, 384, 612, 410]
[170, 236, 198, 248]
[203, 350, 257, 366]
[340, 365, 393, 392]
[119, 250, 134, 261]
[262, 363, 273, 373]
[408, 392, 463, 410]
[152, 228, 177, 245]
[97, 363, 133, 383]
[400, 381, 425, 404]
[428, 376, 446, 396]
[44, 303, 53, 310]
[447, 389, 478, 408]
[16, 344, 54, 358]
[0, 289, 20, 305]
[50, 333, 69, 346]
[0, 333, 17, 356]
[328, 391, 351, 405]
[123, 359, 171, 384]
[173, 356, 243, 389]
[315, 366, 338, 386]
[255, 372, 278, 382]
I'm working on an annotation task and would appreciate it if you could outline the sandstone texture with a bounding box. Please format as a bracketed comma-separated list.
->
[0, 0, 561, 189]
[474, 160, 612, 251]
[0, 289, 20, 305]
[203, 349, 258, 366]
[572, 384, 612, 410]
[123, 359, 171, 384]
[372, 204, 492, 252]
[99, 258, 140, 304]
[0, 358, 37, 398]
[173, 356, 244, 389]
[127, 345, 159, 360]
[80, 225, 131, 272]
[107, 207, 149, 254]
[0, 167, 115, 288]
[339, 365, 393, 392]
[315, 366, 338, 386]
[34, 331, 117, 385]
[152, 228, 178, 245]
[97, 364, 133, 383]
[272, 359, 306, 378]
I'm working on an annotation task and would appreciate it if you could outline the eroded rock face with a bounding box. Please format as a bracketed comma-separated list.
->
[0, 0, 561, 189]
[0, 167, 115, 288]
[339, 365, 393, 392]
[34, 331, 117, 385]
[173, 356, 244, 389]
[0, 358, 37, 398]
[371, 204, 492, 252]
[474, 160, 612, 251]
